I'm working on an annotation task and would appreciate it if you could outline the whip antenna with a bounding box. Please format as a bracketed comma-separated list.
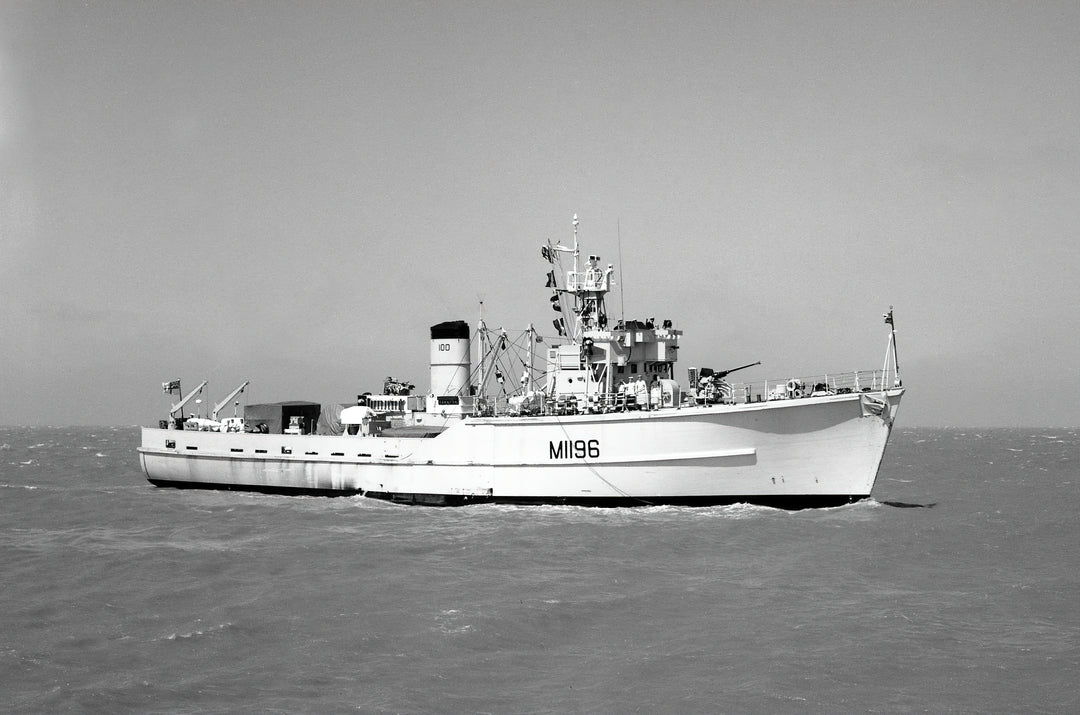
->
[617, 218, 626, 323]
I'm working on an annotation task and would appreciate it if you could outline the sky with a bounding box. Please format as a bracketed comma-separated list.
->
[1, 0, 1077, 427]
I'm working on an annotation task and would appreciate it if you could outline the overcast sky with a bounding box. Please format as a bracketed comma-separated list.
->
[1, 1, 1077, 427]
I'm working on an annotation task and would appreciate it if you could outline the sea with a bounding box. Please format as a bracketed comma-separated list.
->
[1, 427, 1076, 713]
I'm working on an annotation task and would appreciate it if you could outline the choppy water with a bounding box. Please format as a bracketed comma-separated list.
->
[0, 427, 1076, 713]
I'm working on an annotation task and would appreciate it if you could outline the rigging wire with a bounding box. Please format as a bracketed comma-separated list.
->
[552, 414, 655, 507]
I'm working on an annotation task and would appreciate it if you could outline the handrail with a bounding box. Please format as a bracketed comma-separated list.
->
[480, 369, 893, 416]
[724, 369, 892, 405]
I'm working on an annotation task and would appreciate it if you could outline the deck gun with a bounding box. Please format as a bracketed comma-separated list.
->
[698, 361, 761, 381]
[690, 361, 760, 398]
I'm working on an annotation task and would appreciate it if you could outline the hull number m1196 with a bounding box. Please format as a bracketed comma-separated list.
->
[549, 439, 600, 460]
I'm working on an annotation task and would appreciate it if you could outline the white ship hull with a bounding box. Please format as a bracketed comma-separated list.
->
[139, 388, 903, 508]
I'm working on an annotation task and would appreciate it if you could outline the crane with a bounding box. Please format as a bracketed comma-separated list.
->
[211, 381, 250, 420]
[170, 380, 208, 417]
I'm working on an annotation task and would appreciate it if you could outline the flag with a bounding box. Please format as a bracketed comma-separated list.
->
[545, 270, 556, 288]
[883, 309, 894, 325]
[540, 245, 554, 263]
[162, 379, 181, 394]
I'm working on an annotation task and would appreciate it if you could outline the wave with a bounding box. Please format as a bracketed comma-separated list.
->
[157, 621, 236, 642]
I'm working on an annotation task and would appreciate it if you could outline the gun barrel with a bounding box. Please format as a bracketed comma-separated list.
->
[717, 361, 761, 379]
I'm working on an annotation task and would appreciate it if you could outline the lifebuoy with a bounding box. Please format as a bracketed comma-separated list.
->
[786, 379, 800, 392]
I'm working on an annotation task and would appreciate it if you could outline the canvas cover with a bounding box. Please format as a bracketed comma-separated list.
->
[316, 403, 352, 435]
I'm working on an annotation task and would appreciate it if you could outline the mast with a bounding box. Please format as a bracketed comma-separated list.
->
[477, 300, 486, 404]
[883, 307, 901, 387]
[526, 322, 535, 392]
[571, 213, 580, 276]
[570, 213, 581, 343]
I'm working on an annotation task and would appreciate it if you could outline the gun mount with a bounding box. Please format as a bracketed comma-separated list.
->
[699, 361, 761, 381]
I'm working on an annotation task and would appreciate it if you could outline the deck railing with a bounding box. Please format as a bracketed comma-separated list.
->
[478, 369, 895, 417]
[724, 369, 893, 404]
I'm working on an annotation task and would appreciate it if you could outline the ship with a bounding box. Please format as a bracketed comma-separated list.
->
[138, 215, 904, 507]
